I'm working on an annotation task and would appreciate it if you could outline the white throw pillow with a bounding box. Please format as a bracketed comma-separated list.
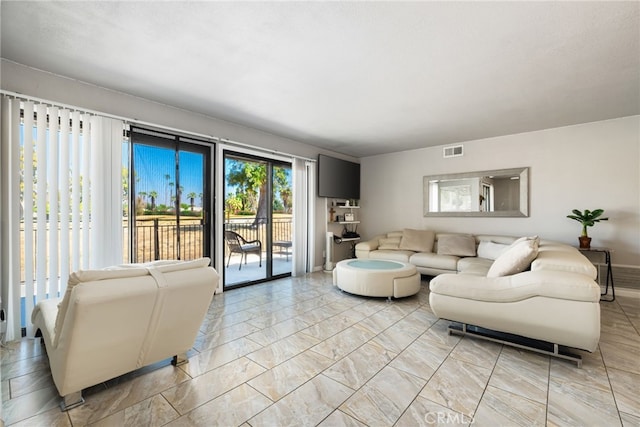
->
[510, 235, 539, 247]
[399, 229, 435, 252]
[477, 240, 510, 260]
[437, 234, 477, 257]
[487, 239, 539, 277]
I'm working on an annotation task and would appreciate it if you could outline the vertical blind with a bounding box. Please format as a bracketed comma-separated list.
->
[0, 96, 125, 340]
[292, 158, 316, 276]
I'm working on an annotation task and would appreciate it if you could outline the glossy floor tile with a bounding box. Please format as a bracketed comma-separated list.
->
[1, 272, 638, 426]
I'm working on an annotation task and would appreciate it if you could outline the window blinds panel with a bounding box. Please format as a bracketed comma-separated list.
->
[82, 115, 91, 270]
[291, 159, 316, 276]
[2, 95, 127, 340]
[35, 104, 48, 304]
[71, 111, 81, 272]
[1, 96, 24, 341]
[48, 107, 60, 298]
[89, 117, 126, 269]
[89, 116, 103, 269]
[23, 102, 35, 331]
[108, 119, 125, 267]
[59, 109, 71, 293]
[306, 161, 316, 273]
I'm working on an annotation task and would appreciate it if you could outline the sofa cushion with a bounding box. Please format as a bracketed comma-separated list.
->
[399, 229, 435, 252]
[430, 270, 600, 303]
[532, 248, 597, 278]
[487, 239, 539, 277]
[355, 239, 382, 251]
[370, 249, 414, 263]
[457, 257, 493, 275]
[475, 235, 518, 245]
[477, 241, 510, 260]
[410, 252, 459, 271]
[437, 234, 477, 257]
[378, 237, 402, 250]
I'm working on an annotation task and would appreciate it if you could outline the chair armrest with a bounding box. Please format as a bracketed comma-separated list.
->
[31, 298, 60, 348]
[244, 238, 261, 245]
[355, 239, 380, 251]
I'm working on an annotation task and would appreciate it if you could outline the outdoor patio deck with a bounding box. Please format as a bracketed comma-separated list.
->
[224, 251, 292, 286]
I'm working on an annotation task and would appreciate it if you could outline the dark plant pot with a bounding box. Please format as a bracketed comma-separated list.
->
[578, 236, 592, 249]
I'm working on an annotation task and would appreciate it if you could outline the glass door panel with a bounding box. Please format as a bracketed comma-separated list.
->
[224, 152, 291, 288]
[130, 129, 211, 263]
[178, 149, 208, 260]
[272, 164, 292, 276]
[132, 142, 176, 262]
[224, 155, 268, 286]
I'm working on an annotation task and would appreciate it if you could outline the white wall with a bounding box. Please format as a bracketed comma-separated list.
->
[360, 116, 640, 266]
[1, 60, 355, 270]
[3, 60, 638, 268]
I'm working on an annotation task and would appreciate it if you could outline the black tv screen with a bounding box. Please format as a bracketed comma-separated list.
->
[317, 154, 360, 199]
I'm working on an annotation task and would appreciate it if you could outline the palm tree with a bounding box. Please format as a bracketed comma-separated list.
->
[138, 191, 147, 209]
[187, 192, 197, 211]
[148, 191, 158, 211]
[164, 174, 171, 206]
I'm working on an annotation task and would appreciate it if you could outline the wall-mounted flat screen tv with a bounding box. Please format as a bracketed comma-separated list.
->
[317, 154, 360, 199]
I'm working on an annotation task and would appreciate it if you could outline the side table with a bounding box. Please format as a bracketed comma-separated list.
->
[579, 247, 615, 302]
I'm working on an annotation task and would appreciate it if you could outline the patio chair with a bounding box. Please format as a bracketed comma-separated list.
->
[224, 230, 262, 270]
[273, 240, 292, 261]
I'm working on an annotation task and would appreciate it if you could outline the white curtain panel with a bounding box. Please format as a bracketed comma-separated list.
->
[306, 160, 316, 273]
[291, 158, 316, 276]
[0, 96, 125, 340]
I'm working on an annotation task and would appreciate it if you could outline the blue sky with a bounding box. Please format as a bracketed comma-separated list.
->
[133, 144, 204, 207]
[130, 144, 292, 208]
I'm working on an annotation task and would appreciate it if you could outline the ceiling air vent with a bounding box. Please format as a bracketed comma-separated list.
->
[443, 145, 463, 158]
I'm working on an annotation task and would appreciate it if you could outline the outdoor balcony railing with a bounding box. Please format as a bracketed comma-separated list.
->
[19, 216, 292, 281]
[131, 216, 292, 262]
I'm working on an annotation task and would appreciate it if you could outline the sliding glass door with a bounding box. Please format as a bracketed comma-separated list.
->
[130, 128, 212, 262]
[224, 151, 292, 288]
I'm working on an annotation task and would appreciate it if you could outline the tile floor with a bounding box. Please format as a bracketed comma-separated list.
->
[1, 272, 639, 426]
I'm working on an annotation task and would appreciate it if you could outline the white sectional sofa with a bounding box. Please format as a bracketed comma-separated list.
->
[356, 230, 519, 276]
[355, 229, 601, 364]
[31, 258, 218, 410]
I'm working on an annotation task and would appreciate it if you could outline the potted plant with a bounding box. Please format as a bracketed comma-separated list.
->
[566, 209, 608, 249]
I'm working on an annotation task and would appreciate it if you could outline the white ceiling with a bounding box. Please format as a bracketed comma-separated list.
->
[1, 1, 639, 157]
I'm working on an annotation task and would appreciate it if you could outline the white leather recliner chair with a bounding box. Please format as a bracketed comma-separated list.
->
[31, 258, 218, 410]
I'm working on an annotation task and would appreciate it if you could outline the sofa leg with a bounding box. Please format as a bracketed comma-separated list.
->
[448, 322, 583, 368]
[60, 391, 84, 411]
[172, 353, 188, 366]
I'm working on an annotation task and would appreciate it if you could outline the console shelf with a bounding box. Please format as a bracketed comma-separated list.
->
[325, 198, 361, 270]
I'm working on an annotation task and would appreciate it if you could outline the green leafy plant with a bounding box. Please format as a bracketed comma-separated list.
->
[567, 209, 609, 237]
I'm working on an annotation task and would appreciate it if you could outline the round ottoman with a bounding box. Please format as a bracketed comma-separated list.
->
[333, 259, 421, 299]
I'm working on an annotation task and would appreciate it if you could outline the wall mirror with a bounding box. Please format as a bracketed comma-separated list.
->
[423, 167, 529, 217]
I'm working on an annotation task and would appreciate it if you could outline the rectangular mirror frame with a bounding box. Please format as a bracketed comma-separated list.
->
[423, 167, 529, 217]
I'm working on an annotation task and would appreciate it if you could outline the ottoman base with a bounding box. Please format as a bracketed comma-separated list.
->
[333, 259, 421, 299]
